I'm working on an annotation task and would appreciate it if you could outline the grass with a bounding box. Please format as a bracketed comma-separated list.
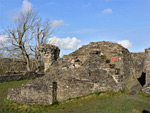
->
[1, 80, 150, 113]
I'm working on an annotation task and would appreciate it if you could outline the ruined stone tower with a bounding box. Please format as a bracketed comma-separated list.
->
[38, 44, 60, 72]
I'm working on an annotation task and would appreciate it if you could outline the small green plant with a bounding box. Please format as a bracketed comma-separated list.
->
[52, 101, 59, 105]
[95, 92, 101, 95]
[138, 90, 150, 98]
[120, 88, 129, 94]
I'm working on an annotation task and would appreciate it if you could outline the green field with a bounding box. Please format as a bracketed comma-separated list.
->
[0, 80, 150, 113]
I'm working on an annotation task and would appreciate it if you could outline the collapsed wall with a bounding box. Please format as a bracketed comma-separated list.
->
[131, 52, 145, 78]
[142, 49, 150, 93]
[7, 41, 147, 104]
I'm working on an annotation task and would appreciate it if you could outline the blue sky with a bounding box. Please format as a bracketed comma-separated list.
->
[0, 0, 150, 56]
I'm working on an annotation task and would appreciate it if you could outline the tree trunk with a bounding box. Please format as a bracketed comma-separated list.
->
[36, 52, 42, 72]
[26, 55, 31, 71]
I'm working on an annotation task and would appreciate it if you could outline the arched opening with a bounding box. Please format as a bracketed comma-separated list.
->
[137, 72, 146, 87]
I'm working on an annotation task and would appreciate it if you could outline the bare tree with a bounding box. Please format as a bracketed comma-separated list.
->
[3, 10, 39, 71]
[0, 50, 3, 58]
[2, 9, 54, 72]
[30, 19, 54, 72]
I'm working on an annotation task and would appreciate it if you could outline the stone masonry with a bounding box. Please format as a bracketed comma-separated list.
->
[144, 49, 150, 85]
[38, 44, 60, 72]
[7, 41, 150, 104]
[142, 49, 150, 93]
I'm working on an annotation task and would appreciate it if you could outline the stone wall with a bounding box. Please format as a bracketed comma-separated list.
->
[8, 76, 53, 104]
[121, 52, 145, 91]
[7, 41, 150, 104]
[0, 72, 44, 82]
[8, 41, 140, 105]
[131, 52, 145, 78]
[144, 49, 150, 85]
[142, 49, 150, 93]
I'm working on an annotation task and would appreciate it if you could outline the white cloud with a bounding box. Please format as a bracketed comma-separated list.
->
[12, 0, 32, 21]
[51, 20, 67, 27]
[139, 48, 145, 52]
[102, 8, 113, 14]
[117, 40, 132, 48]
[0, 35, 12, 48]
[47, 37, 81, 50]
[21, 0, 32, 13]
[0, 35, 9, 44]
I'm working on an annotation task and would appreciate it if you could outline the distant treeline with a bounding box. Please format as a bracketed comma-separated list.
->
[0, 58, 44, 74]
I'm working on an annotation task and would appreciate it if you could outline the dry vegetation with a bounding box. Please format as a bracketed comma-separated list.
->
[0, 58, 44, 74]
[0, 8, 53, 72]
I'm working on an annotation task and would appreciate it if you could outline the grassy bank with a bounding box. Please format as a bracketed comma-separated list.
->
[0, 80, 150, 113]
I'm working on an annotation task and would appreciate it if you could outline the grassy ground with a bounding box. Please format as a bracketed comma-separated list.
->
[0, 80, 150, 113]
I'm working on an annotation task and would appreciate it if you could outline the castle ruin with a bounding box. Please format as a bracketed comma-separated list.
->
[7, 41, 150, 104]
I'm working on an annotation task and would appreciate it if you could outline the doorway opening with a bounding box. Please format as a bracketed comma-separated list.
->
[137, 72, 146, 87]
[52, 82, 57, 103]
